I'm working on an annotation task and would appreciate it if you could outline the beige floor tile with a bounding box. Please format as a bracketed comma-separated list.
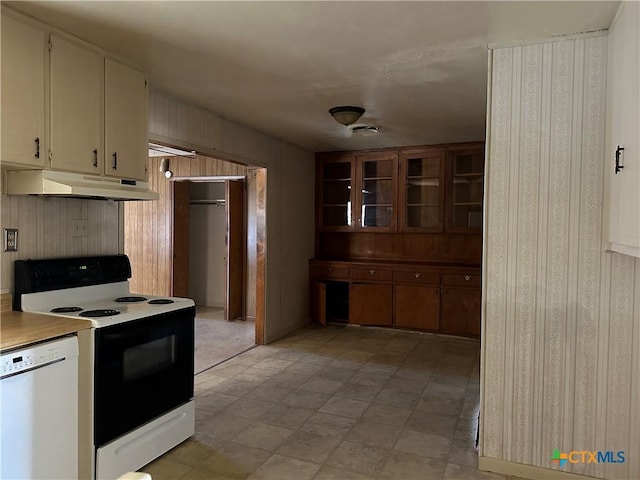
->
[325, 440, 391, 476]
[199, 441, 272, 476]
[143, 457, 192, 480]
[385, 376, 429, 394]
[311, 465, 375, 480]
[212, 363, 251, 378]
[448, 444, 479, 468]
[328, 357, 366, 370]
[405, 412, 459, 437]
[362, 403, 412, 427]
[232, 423, 295, 452]
[379, 450, 447, 479]
[214, 378, 265, 397]
[344, 419, 402, 449]
[319, 396, 370, 419]
[285, 361, 326, 376]
[423, 381, 467, 401]
[277, 430, 341, 463]
[300, 412, 357, 438]
[298, 352, 335, 366]
[194, 374, 227, 395]
[374, 387, 420, 409]
[282, 390, 331, 409]
[315, 366, 357, 382]
[248, 454, 320, 480]
[245, 383, 294, 403]
[197, 413, 253, 441]
[299, 377, 345, 395]
[415, 397, 464, 416]
[196, 391, 240, 413]
[176, 464, 247, 480]
[233, 367, 278, 382]
[359, 362, 399, 376]
[394, 430, 451, 459]
[259, 403, 316, 429]
[444, 463, 507, 479]
[334, 382, 382, 402]
[254, 358, 295, 372]
[349, 371, 391, 386]
[268, 371, 312, 388]
[222, 397, 275, 420]
[161, 438, 216, 466]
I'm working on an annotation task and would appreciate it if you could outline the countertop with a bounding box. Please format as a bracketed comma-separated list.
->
[1, 310, 91, 352]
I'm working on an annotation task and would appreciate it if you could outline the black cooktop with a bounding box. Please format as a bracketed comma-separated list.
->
[115, 296, 148, 303]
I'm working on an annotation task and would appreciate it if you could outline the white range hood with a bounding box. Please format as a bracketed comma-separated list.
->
[6, 170, 159, 201]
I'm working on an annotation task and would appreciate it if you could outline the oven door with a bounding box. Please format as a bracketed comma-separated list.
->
[93, 307, 195, 447]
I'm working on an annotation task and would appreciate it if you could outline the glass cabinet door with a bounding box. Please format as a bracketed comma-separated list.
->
[356, 153, 398, 231]
[399, 148, 445, 232]
[447, 147, 484, 232]
[318, 155, 355, 230]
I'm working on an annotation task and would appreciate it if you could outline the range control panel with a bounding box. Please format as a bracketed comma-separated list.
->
[1, 336, 77, 377]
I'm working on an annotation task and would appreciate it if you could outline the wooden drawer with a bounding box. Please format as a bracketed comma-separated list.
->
[442, 273, 481, 287]
[351, 267, 392, 282]
[310, 265, 350, 280]
[393, 270, 439, 285]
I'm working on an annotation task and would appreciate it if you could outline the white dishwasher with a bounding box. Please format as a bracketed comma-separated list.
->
[1, 335, 79, 480]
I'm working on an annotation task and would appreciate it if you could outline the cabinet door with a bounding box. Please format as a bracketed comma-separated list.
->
[105, 58, 147, 180]
[394, 284, 440, 331]
[1, 15, 46, 167]
[355, 152, 398, 232]
[441, 287, 481, 337]
[317, 154, 356, 231]
[605, 1, 640, 257]
[445, 146, 484, 233]
[310, 280, 327, 326]
[350, 283, 392, 326]
[50, 35, 103, 174]
[399, 148, 445, 232]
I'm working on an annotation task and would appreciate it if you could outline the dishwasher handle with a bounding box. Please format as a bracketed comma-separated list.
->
[0, 357, 66, 380]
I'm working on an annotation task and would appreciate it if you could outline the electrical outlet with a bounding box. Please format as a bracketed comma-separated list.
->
[4, 228, 18, 252]
[72, 219, 88, 237]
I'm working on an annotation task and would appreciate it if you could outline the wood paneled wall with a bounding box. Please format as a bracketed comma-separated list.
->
[1, 190, 121, 293]
[123, 154, 255, 315]
[481, 35, 640, 480]
[148, 91, 315, 343]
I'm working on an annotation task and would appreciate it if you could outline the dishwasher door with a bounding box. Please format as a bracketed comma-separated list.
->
[1, 336, 79, 480]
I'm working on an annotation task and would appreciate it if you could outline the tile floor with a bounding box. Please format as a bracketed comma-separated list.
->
[144, 325, 517, 480]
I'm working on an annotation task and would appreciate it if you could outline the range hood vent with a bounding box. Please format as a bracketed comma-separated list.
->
[6, 170, 159, 201]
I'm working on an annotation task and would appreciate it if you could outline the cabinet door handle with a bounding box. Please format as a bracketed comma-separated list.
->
[93, 149, 98, 168]
[414, 272, 422, 278]
[615, 145, 624, 174]
[464, 275, 471, 281]
[368, 269, 376, 276]
[34, 137, 40, 159]
[112, 152, 118, 170]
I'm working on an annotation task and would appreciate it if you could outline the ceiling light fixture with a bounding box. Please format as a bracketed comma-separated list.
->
[329, 106, 365, 126]
[351, 125, 379, 136]
[159, 158, 174, 178]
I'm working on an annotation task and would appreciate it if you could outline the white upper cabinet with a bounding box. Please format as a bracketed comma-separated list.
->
[50, 35, 103, 174]
[1, 14, 47, 168]
[605, 1, 640, 258]
[105, 58, 148, 181]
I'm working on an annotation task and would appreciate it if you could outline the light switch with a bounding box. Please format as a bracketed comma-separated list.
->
[4, 228, 18, 252]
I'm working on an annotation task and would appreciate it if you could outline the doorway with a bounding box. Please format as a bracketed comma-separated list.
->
[123, 150, 266, 373]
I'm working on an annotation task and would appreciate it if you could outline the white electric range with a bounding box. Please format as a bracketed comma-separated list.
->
[14, 255, 196, 480]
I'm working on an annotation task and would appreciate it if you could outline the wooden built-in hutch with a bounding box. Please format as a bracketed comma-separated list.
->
[310, 142, 484, 338]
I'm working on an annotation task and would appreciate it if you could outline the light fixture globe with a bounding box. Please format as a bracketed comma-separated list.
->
[329, 106, 365, 126]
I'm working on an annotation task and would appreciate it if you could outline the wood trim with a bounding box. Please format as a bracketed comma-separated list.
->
[225, 180, 244, 320]
[254, 168, 266, 345]
[478, 457, 596, 480]
[171, 180, 190, 297]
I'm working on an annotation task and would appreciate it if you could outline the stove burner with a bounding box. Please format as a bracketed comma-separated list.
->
[50, 306, 83, 313]
[148, 299, 175, 305]
[115, 296, 148, 303]
[79, 309, 121, 318]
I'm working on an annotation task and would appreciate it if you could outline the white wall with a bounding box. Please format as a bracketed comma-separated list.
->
[1, 191, 121, 292]
[188, 183, 226, 307]
[148, 91, 315, 342]
[481, 35, 640, 479]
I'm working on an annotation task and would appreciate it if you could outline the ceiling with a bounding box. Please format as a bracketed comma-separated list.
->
[7, 1, 619, 153]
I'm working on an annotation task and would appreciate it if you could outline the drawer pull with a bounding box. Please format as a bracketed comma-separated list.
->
[414, 272, 422, 278]
[464, 275, 471, 281]
[368, 269, 376, 276]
